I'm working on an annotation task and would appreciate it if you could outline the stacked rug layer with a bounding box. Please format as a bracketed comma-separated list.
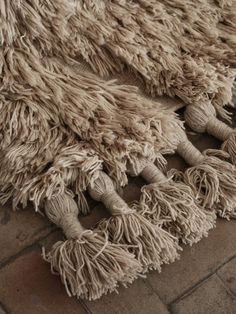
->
[0, 0, 236, 300]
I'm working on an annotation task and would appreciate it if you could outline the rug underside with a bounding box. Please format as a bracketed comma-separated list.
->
[1, 0, 236, 300]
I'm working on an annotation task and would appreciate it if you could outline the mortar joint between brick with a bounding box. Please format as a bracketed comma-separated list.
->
[168, 250, 236, 306]
[216, 273, 236, 300]
[0, 228, 56, 270]
[79, 300, 93, 314]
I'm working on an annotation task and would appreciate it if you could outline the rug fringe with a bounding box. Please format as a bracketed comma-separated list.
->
[43, 193, 142, 300]
[128, 158, 215, 245]
[88, 171, 181, 271]
[174, 127, 236, 219]
[185, 102, 236, 165]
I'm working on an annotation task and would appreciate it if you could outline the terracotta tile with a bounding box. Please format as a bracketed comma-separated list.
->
[167, 153, 187, 172]
[0, 305, 6, 314]
[218, 256, 236, 295]
[38, 230, 64, 251]
[123, 176, 145, 203]
[171, 275, 236, 314]
[79, 203, 110, 229]
[0, 203, 53, 265]
[0, 250, 86, 314]
[145, 219, 236, 304]
[85, 278, 170, 314]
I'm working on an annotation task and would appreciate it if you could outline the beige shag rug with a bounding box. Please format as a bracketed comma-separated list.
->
[1, 0, 236, 300]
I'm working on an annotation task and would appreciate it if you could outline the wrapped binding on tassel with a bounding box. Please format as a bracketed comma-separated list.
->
[185, 102, 236, 165]
[174, 127, 236, 219]
[88, 171, 180, 272]
[43, 193, 142, 300]
[127, 159, 215, 245]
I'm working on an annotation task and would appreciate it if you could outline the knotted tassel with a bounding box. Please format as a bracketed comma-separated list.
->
[174, 127, 236, 219]
[88, 171, 181, 272]
[42, 193, 142, 300]
[127, 159, 215, 245]
[185, 102, 236, 165]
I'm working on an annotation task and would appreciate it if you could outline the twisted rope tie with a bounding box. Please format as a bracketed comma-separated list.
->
[177, 140, 204, 166]
[88, 171, 133, 216]
[128, 158, 215, 245]
[60, 213, 85, 239]
[140, 162, 166, 184]
[45, 194, 85, 239]
[185, 103, 234, 141]
[206, 117, 233, 142]
[44, 193, 142, 301]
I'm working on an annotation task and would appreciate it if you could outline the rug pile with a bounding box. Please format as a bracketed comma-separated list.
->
[1, 0, 236, 300]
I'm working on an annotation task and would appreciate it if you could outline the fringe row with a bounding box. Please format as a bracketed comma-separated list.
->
[1, 0, 236, 301]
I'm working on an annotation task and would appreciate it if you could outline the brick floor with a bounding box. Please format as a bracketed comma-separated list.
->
[0, 203, 53, 266]
[1, 132, 236, 313]
[146, 219, 236, 304]
[218, 256, 236, 295]
[171, 275, 236, 314]
[0, 305, 6, 314]
[85, 279, 170, 314]
[0, 250, 86, 314]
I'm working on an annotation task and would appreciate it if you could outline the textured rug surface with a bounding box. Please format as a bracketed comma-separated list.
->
[1, 0, 236, 300]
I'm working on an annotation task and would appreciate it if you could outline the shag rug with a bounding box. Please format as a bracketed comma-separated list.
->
[1, 0, 236, 301]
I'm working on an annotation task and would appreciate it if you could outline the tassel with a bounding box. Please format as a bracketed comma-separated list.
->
[88, 171, 180, 272]
[127, 159, 215, 245]
[174, 127, 236, 219]
[185, 102, 236, 165]
[43, 193, 142, 300]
